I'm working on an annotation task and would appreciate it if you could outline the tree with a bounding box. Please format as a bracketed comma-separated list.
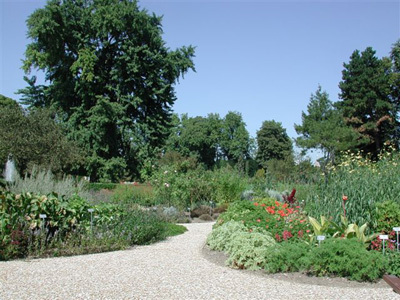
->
[166, 114, 220, 168]
[295, 86, 360, 163]
[219, 111, 251, 163]
[0, 106, 83, 176]
[389, 40, 400, 146]
[0, 94, 19, 109]
[256, 120, 292, 168]
[21, 0, 195, 181]
[337, 47, 397, 157]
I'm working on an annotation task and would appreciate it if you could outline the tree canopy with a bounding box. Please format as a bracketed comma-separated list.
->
[295, 86, 359, 162]
[256, 120, 292, 168]
[21, 0, 195, 181]
[337, 46, 397, 157]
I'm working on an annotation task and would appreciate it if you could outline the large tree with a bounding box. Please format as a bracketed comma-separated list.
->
[219, 111, 251, 163]
[0, 105, 83, 176]
[21, 0, 195, 181]
[166, 114, 220, 168]
[295, 86, 360, 163]
[337, 47, 397, 157]
[256, 120, 292, 168]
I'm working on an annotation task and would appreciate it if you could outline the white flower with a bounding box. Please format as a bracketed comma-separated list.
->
[164, 170, 168, 174]
[164, 183, 170, 188]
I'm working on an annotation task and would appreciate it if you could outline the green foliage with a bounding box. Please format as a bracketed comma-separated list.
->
[0, 94, 19, 109]
[302, 238, 386, 282]
[217, 199, 311, 243]
[295, 86, 359, 162]
[207, 220, 247, 252]
[219, 111, 251, 163]
[0, 107, 83, 177]
[256, 120, 293, 169]
[21, 0, 195, 181]
[86, 182, 118, 191]
[225, 229, 276, 270]
[264, 242, 311, 273]
[338, 46, 397, 157]
[0, 189, 180, 260]
[8, 167, 87, 200]
[386, 250, 400, 277]
[304, 150, 400, 229]
[211, 167, 248, 204]
[164, 223, 187, 237]
[112, 184, 154, 208]
[374, 200, 400, 234]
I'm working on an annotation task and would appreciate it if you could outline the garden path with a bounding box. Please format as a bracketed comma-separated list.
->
[0, 222, 399, 300]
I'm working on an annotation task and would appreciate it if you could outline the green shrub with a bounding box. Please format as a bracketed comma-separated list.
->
[225, 229, 276, 270]
[216, 199, 311, 243]
[164, 223, 187, 237]
[374, 200, 400, 233]
[115, 210, 168, 245]
[211, 167, 248, 204]
[386, 250, 400, 277]
[302, 238, 386, 282]
[207, 221, 247, 252]
[264, 242, 311, 273]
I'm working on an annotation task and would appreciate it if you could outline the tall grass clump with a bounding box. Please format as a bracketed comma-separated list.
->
[304, 147, 400, 229]
[7, 167, 91, 200]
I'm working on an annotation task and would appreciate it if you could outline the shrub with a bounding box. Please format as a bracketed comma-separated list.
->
[210, 167, 248, 204]
[302, 238, 386, 282]
[86, 182, 118, 191]
[374, 200, 400, 233]
[207, 221, 247, 252]
[386, 250, 400, 277]
[264, 242, 311, 273]
[217, 199, 311, 243]
[225, 229, 276, 270]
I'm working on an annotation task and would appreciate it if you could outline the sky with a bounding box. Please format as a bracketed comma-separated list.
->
[1, 0, 399, 161]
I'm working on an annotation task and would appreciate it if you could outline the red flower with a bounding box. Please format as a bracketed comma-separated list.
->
[282, 230, 293, 240]
[298, 230, 304, 238]
[342, 195, 348, 201]
[257, 219, 261, 223]
[261, 203, 266, 207]
[275, 234, 282, 242]
[254, 202, 259, 206]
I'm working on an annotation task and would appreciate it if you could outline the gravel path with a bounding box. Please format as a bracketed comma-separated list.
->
[0, 222, 399, 300]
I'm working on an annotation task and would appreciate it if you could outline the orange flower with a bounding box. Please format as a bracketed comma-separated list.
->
[254, 202, 259, 206]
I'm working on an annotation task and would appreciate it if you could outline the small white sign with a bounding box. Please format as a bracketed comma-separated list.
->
[393, 227, 400, 232]
[39, 214, 47, 219]
[379, 235, 389, 240]
[88, 209, 94, 213]
[317, 235, 326, 241]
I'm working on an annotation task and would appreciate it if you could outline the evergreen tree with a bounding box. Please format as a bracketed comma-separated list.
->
[337, 47, 397, 157]
[256, 120, 292, 168]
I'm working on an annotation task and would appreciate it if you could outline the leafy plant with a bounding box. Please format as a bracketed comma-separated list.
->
[207, 221, 247, 252]
[264, 242, 311, 273]
[225, 229, 276, 270]
[302, 238, 386, 282]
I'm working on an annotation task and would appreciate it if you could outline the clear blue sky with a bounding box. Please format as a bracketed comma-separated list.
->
[1, 0, 399, 160]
